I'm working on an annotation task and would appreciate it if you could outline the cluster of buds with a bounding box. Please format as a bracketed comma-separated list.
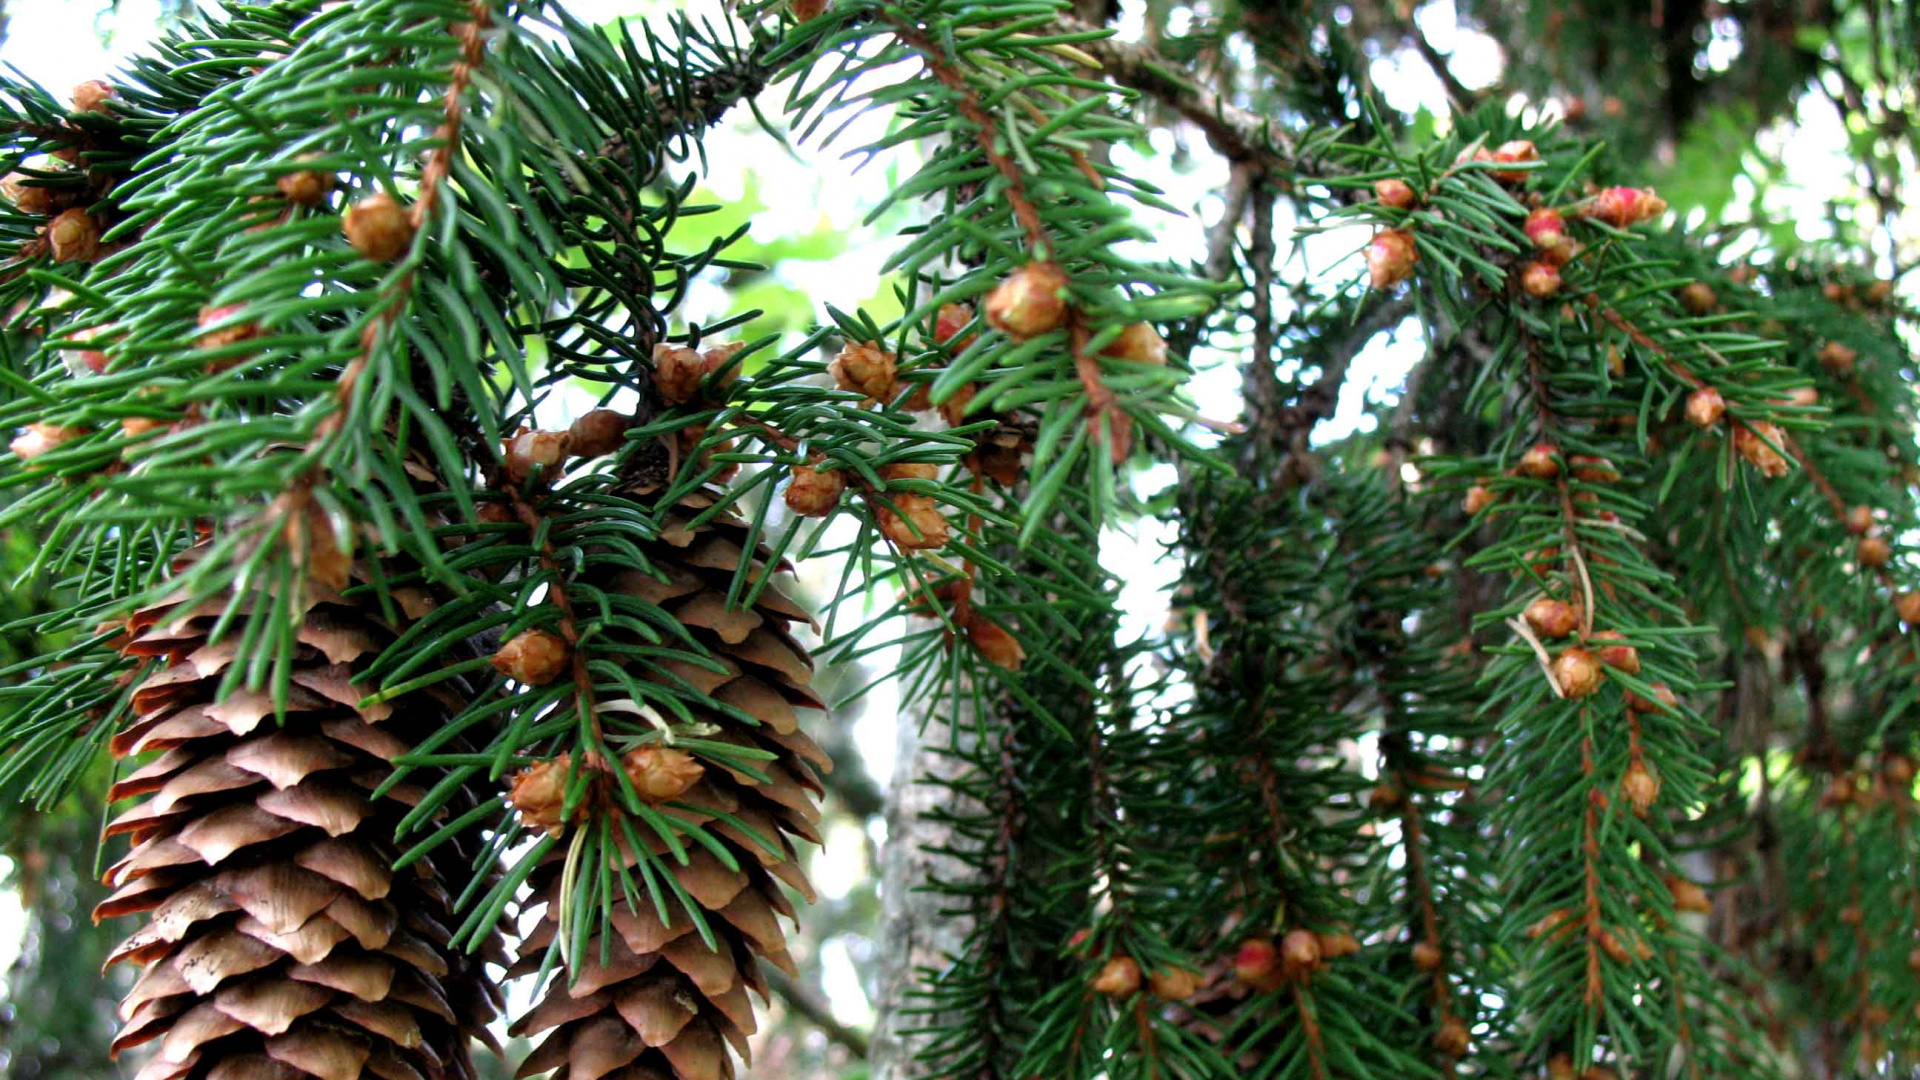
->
[1233, 929, 1356, 992]
[829, 340, 897, 402]
[1373, 177, 1416, 210]
[1818, 340, 1858, 377]
[877, 462, 949, 550]
[1367, 229, 1419, 290]
[1732, 420, 1790, 478]
[1524, 208, 1574, 265]
[1677, 282, 1717, 316]
[1586, 186, 1668, 227]
[343, 192, 414, 262]
[654, 339, 744, 406]
[984, 262, 1070, 341]
[508, 744, 706, 837]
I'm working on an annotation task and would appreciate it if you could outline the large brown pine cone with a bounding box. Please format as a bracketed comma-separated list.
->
[507, 487, 831, 1080]
[97, 559, 503, 1080]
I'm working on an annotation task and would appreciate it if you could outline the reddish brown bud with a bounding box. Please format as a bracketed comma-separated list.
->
[784, 465, 846, 518]
[71, 80, 115, 113]
[621, 745, 705, 802]
[505, 428, 571, 484]
[1668, 876, 1712, 915]
[509, 754, 581, 835]
[1317, 931, 1361, 959]
[1521, 261, 1562, 299]
[1148, 966, 1203, 1001]
[934, 302, 977, 354]
[1622, 760, 1660, 816]
[1845, 505, 1874, 535]
[1373, 178, 1416, 210]
[1366, 229, 1419, 289]
[1780, 387, 1819, 409]
[1433, 1018, 1470, 1057]
[1733, 421, 1790, 478]
[1685, 387, 1725, 429]
[1625, 682, 1679, 713]
[1101, 322, 1168, 367]
[1234, 938, 1278, 984]
[1819, 341, 1858, 377]
[1897, 593, 1920, 625]
[46, 208, 100, 263]
[1462, 484, 1496, 516]
[491, 628, 571, 685]
[343, 192, 414, 262]
[2, 171, 70, 216]
[1411, 941, 1442, 971]
[1517, 442, 1559, 479]
[791, 0, 829, 17]
[1092, 956, 1141, 997]
[1590, 630, 1641, 675]
[1563, 98, 1588, 121]
[879, 495, 950, 551]
[652, 344, 707, 406]
[1570, 455, 1619, 483]
[830, 342, 899, 401]
[1489, 139, 1539, 183]
[984, 262, 1071, 340]
[1369, 781, 1404, 811]
[277, 156, 335, 207]
[1858, 535, 1893, 569]
[1524, 208, 1570, 256]
[1678, 282, 1717, 315]
[567, 409, 633, 459]
[1553, 648, 1603, 698]
[965, 613, 1025, 671]
[1525, 597, 1579, 639]
[1529, 908, 1576, 944]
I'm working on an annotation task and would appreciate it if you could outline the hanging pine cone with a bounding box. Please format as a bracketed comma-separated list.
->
[506, 487, 830, 1080]
[97, 551, 502, 1080]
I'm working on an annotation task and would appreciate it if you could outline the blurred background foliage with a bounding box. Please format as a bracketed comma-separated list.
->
[0, 0, 1913, 1077]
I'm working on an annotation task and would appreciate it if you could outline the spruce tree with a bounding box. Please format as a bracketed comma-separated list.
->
[0, 2, 1915, 1080]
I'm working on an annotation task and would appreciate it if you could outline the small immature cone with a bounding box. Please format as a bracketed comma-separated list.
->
[984, 262, 1071, 340]
[1101, 322, 1168, 366]
[1819, 341, 1858, 376]
[1490, 139, 1539, 182]
[567, 408, 633, 458]
[491, 627, 572, 685]
[1734, 421, 1790, 477]
[1373, 177, 1416, 210]
[620, 745, 706, 802]
[829, 341, 898, 400]
[46, 208, 100, 262]
[1463, 484, 1495, 515]
[1517, 441, 1559, 479]
[1524, 208, 1569, 256]
[784, 465, 846, 517]
[1678, 282, 1717, 315]
[1622, 760, 1660, 816]
[9, 422, 83, 461]
[343, 191, 414, 261]
[277, 156, 335, 207]
[1858, 535, 1893, 569]
[1846, 504, 1874, 535]
[1553, 647, 1604, 698]
[1233, 938, 1278, 985]
[1525, 597, 1578, 639]
[934, 301, 977, 353]
[1590, 630, 1640, 674]
[1092, 956, 1142, 997]
[1148, 966, 1203, 1001]
[1433, 1017, 1470, 1056]
[1366, 229, 1419, 289]
[1521, 261, 1562, 299]
[878, 495, 949, 550]
[1685, 387, 1725, 428]
[505, 427, 571, 483]
[965, 612, 1025, 671]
